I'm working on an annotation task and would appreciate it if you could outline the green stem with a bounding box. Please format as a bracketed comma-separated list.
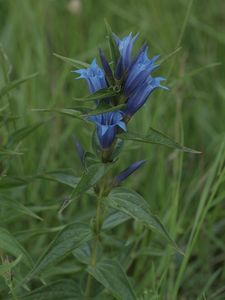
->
[84, 194, 103, 299]
[9, 283, 18, 300]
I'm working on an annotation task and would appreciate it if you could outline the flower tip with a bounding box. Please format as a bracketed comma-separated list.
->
[114, 159, 146, 185]
[91, 58, 97, 67]
[134, 32, 140, 39]
[72, 134, 85, 165]
[162, 85, 170, 90]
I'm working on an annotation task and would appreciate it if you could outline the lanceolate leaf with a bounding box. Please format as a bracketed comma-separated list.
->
[104, 20, 120, 70]
[0, 73, 38, 99]
[23, 222, 93, 281]
[0, 195, 42, 220]
[7, 122, 44, 147]
[39, 171, 80, 188]
[22, 279, 83, 300]
[0, 149, 23, 157]
[0, 176, 31, 189]
[32, 108, 85, 122]
[87, 258, 137, 300]
[102, 210, 130, 230]
[73, 243, 91, 265]
[69, 163, 110, 202]
[107, 188, 177, 249]
[0, 172, 78, 191]
[73, 87, 118, 102]
[119, 128, 201, 154]
[53, 53, 89, 69]
[0, 255, 22, 277]
[0, 227, 33, 268]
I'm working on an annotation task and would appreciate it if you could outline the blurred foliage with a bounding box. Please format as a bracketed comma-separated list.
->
[0, 0, 225, 299]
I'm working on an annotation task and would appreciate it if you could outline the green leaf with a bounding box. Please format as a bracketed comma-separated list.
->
[39, 171, 80, 188]
[41, 263, 82, 278]
[0, 73, 38, 99]
[59, 163, 109, 212]
[15, 226, 64, 242]
[73, 243, 91, 265]
[33, 108, 85, 122]
[119, 128, 201, 154]
[73, 87, 118, 102]
[68, 163, 110, 206]
[67, 104, 93, 114]
[0, 176, 31, 189]
[0, 255, 22, 277]
[83, 152, 99, 168]
[22, 279, 83, 300]
[53, 52, 89, 68]
[0, 227, 33, 268]
[85, 103, 126, 116]
[102, 210, 130, 230]
[87, 258, 137, 300]
[0, 195, 42, 220]
[107, 188, 177, 249]
[23, 222, 93, 281]
[0, 149, 23, 157]
[7, 122, 44, 147]
[104, 20, 120, 70]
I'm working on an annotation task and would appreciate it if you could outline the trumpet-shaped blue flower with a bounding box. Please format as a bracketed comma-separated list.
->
[124, 46, 159, 96]
[124, 76, 168, 117]
[74, 59, 107, 93]
[89, 111, 126, 149]
[121, 42, 168, 116]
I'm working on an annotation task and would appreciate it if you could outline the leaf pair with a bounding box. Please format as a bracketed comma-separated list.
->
[59, 163, 110, 211]
[23, 259, 137, 300]
[19, 222, 93, 287]
[107, 187, 179, 250]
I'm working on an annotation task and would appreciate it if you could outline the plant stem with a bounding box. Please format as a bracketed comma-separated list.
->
[9, 283, 18, 300]
[84, 194, 103, 300]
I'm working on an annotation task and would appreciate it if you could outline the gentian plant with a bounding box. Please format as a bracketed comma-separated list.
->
[21, 23, 199, 300]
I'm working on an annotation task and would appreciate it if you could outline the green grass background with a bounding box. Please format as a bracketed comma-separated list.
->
[0, 0, 225, 299]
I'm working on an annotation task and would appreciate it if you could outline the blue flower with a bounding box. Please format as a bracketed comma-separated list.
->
[124, 46, 160, 96]
[113, 33, 167, 117]
[114, 33, 138, 70]
[121, 43, 168, 117]
[89, 111, 126, 149]
[114, 160, 146, 184]
[124, 76, 168, 117]
[74, 59, 107, 93]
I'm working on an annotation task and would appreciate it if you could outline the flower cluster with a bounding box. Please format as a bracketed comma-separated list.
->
[75, 32, 167, 152]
